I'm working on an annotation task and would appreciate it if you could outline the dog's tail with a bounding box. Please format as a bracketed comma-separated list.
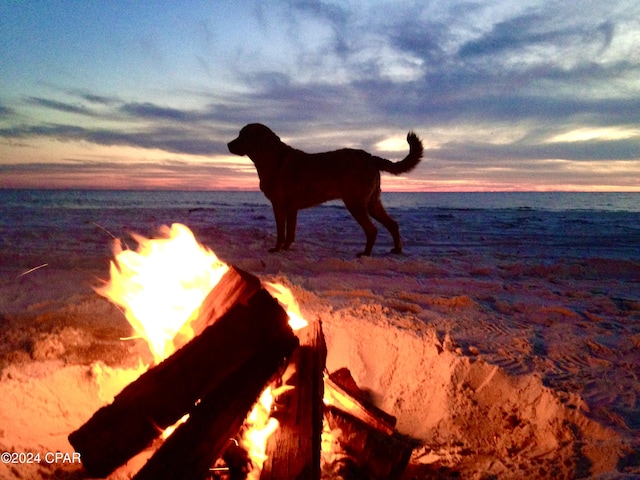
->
[375, 131, 424, 175]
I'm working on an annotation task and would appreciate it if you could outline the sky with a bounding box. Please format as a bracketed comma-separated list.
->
[1, 0, 639, 191]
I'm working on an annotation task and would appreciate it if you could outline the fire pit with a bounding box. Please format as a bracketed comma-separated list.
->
[68, 224, 413, 480]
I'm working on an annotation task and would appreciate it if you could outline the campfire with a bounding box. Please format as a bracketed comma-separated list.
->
[69, 224, 414, 479]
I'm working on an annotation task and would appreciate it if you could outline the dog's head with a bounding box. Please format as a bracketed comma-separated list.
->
[227, 123, 282, 160]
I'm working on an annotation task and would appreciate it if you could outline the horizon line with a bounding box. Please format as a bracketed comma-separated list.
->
[1, 186, 639, 193]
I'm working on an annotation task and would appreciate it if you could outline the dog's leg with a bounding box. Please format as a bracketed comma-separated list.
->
[345, 202, 378, 256]
[368, 197, 403, 254]
[270, 204, 287, 252]
[283, 209, 298, 250]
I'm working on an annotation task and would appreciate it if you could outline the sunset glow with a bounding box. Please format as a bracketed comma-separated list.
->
[1, 1, 638, 191]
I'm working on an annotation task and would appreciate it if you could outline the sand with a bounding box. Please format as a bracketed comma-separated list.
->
[0, 201, 639, 479]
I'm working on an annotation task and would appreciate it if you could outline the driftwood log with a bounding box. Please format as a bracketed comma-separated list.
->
[69, 272, 297, 478]
[260, 318, 327, 480]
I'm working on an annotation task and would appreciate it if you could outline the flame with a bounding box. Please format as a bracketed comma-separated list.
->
[241, 387, 280, 479]
[95, 223, 229, 363]
[264, 282, 308, 331]
[162, 413, 190, 440]
[95, 223, 310, 471]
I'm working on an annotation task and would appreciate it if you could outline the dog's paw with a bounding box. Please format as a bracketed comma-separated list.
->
[390, 247, 403, 255]
[356, 251, 371, 258]
[268, 247, 281, 253]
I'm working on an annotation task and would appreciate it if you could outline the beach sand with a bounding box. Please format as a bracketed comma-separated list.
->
[0, 201, 639, 479]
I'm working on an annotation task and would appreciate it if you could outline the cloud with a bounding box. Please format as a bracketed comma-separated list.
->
[389, 19, 446, 65]
[286, 0, 351, 54]
[79, 93, 119, 105]
[0, 158, 257, 190]
[2, 0, 639, 190]
[4, 77, 639, 164]
[0, 159, 248, 177]
[0, 104, 15, 118]
[26, 97, 95, 116]
[456, 8, 616, 61]
[459, 14, 556, 58]
[120, 102, 194, 122]
[0, 123, 227, 156]
[434, 137, 640, 163]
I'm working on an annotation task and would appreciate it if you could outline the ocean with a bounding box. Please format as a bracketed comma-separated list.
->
[1, 189, 639, 268]
[2, 189, 640, 212]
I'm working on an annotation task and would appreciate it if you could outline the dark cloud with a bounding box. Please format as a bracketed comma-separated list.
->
[0, 104, 15, 118]
[56, 87, 121, 106]
[120, 102, 194, 122]
[80, 93, 118, 105]
[0, 123, 226, 156]
[433, 137, 640, 163]
[441, 94, 640, 125]
[26, 97, 95, 116]
[459, 14, 550, 58]
[386, 8, 447, 64]
[344, 60, 640, 131]
[243, 76, 356, 125]
[0, 124, 86, 140]
[94, 127, 217, 155]
[458, 14, 614, 59]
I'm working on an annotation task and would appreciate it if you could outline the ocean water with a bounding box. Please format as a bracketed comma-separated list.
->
[1, 189, 639, 267]
[1, 189, 639, 212]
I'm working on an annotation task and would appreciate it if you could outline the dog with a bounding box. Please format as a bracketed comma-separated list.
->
[228, 123, 423, 256]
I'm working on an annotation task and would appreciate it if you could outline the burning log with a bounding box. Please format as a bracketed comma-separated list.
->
[322, 369, 416, 480]
[173, 266, 261, 349]
[324, 368, 397, 435]
[133, 337, 294, 480]
[69, 279, 298, 478]
[260, 318, 327, 480]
